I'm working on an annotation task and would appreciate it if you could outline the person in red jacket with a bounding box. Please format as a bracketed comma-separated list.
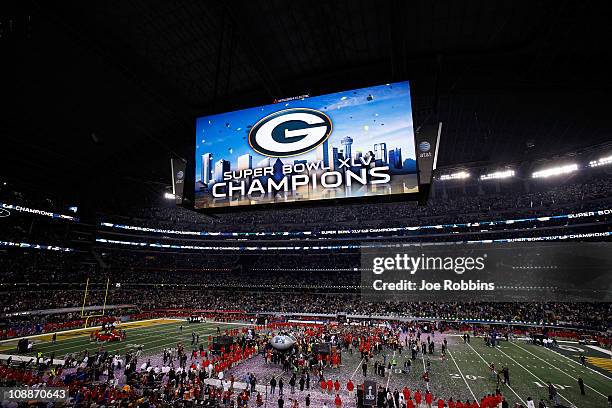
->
[334, 394, 342, 408]
[334, 380, 340, 393]
[406, 397, 415, 408]
[425, 391, 433, 407]
[469, 400, 479, 408]
[456, 400, 464, 408]
[422, 371, 430, 388]
[327, 379, 333, 395]
[402, 387, 411, 402]
[414, 390, 422, 406]
[347, 380, 354, 398]
[448, 398, 456, 408]
[320, 379, 327, 392]
[437, 398, 446, 408]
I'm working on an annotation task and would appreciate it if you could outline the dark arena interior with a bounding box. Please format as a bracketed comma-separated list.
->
[1, 1, 612, 407]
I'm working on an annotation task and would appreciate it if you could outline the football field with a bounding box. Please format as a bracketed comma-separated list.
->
[438, 339, 612, 407]
[226, 334, 612, 408]
[1, 321, 610, 407]
[0, 319, 238, 360]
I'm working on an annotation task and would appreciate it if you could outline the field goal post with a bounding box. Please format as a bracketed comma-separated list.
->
[81, 277, 111, 328]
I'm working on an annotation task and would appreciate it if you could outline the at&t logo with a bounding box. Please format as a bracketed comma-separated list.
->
[418, 140, 432, 158]
[248, 108, 332, 157]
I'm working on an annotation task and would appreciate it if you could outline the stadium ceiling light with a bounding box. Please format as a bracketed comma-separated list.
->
[589, 154, 612, 167]
[531, 163, 578, 178]
[164, 192, 176, 199]
[439, 171, 470, 180]
[480, 169, 515, 180]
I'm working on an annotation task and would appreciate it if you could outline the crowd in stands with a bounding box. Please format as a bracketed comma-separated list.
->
[2, 284, 610, 333]
[100, 175, 612, 232]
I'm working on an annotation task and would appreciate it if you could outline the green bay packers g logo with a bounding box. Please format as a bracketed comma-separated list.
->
[248, 108, 333, 157]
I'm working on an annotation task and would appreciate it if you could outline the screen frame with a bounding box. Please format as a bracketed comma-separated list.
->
[188, 80, 425, 214]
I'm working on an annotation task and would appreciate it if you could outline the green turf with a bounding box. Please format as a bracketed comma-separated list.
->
[15, 321, 238, 360]
[449, 339, 612, 407]
[346, 337, 612, 406]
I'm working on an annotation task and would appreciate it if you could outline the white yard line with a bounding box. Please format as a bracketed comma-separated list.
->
[386, 350, 396, 389]
[420, 344, 430, 391]
[586, 345, 612, 357]
[511, 342, 608, 400]
[350, 357, 364, 379]
[495, 346, 578, 408]
[420, 345, 427, 372]
[447, 348, 477, 402]
[465, 342, 526, 405]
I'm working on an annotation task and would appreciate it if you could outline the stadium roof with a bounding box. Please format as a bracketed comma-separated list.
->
[3, 0, 611, 202]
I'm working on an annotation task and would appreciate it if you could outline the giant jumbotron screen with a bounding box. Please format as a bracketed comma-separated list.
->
[194, 81, 419, 210]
